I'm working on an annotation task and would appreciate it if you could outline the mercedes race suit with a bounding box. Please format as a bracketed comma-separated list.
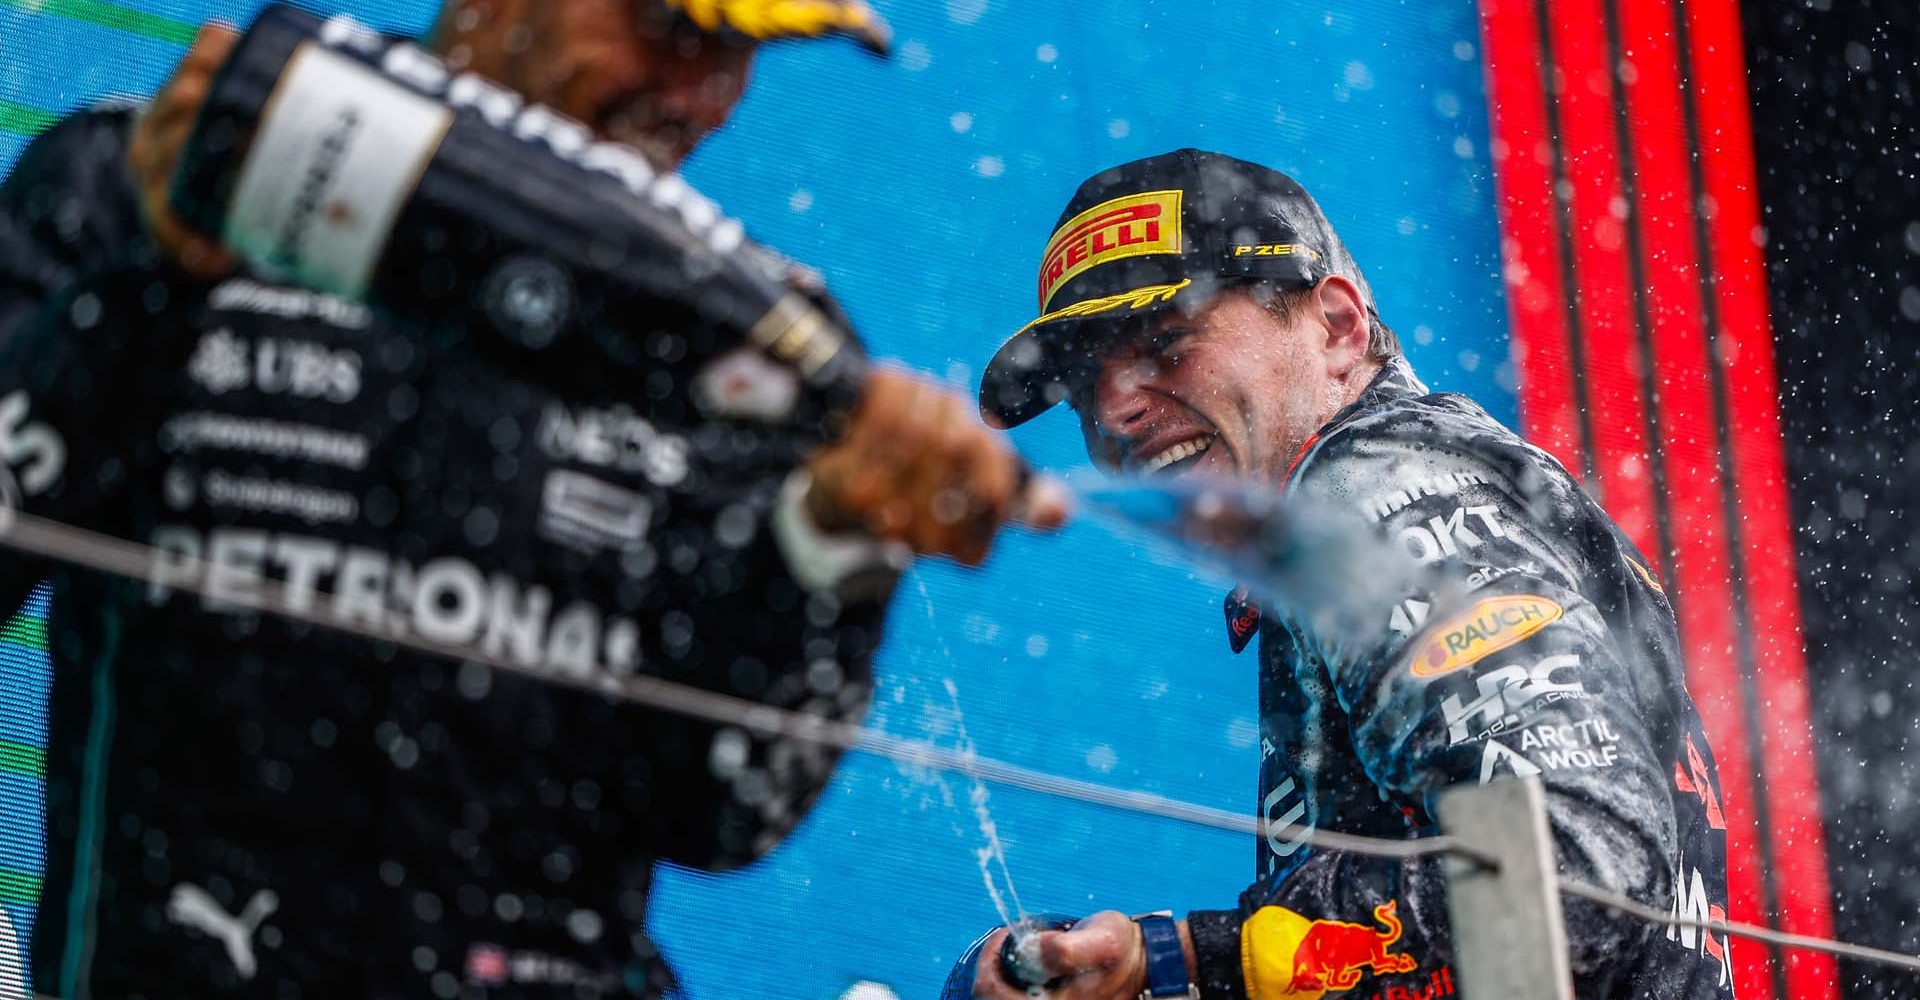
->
[1185, 359, 1737, 1000]
[0, 108, 893, 998]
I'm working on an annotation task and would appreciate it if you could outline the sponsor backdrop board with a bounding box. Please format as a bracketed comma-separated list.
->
[0, 1, 1512, 998]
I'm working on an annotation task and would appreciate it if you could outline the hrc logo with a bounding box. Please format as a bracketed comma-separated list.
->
[1037, 190, 1183, 309]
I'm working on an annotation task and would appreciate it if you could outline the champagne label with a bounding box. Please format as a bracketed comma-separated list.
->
[224, 43, 453, 298]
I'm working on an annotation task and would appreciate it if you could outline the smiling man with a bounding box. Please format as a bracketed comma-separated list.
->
[965, 150, 1738, 1000]
[0, 2, 1064, 996]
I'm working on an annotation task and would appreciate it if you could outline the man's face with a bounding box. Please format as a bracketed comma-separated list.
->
[1067, 286, 1350, 487]
[441, 0, 755, 168]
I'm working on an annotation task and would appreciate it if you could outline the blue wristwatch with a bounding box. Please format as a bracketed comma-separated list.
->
[1133, 911, 1200, 1000]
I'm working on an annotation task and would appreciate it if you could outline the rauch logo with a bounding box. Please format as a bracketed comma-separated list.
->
[1409, 595, 1563, 678]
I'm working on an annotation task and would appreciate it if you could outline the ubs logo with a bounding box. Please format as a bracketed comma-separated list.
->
[186, 329, 362, 403]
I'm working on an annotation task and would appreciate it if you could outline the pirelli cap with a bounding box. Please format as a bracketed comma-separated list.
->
[979, 148, 1387, 428]
[657, 0, 892, 56]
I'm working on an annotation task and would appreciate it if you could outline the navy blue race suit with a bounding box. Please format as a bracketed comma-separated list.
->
[0, 108, 895, 998]
[1184, 360, 1736, 1000]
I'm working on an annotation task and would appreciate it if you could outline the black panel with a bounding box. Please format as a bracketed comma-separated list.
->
[1741, 1, 1920, 996]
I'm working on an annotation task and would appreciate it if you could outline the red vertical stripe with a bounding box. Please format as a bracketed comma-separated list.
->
[1476, 0, 1582, 473]
[1681, 0, 1840, 993]
[1540, 0, 1663, 570]
[1480, 0, 1838, 992]
[1611, 3, 1777, 995]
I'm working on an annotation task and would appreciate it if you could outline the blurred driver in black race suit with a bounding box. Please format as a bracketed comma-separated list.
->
[0, 1, 1065, 995]
[963, 150, 1736, 1000]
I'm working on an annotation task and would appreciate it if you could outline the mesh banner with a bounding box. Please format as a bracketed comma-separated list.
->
[0, 2, 1512, 996]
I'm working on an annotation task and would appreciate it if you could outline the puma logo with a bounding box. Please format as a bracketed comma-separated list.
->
[166, 883, 278, 980]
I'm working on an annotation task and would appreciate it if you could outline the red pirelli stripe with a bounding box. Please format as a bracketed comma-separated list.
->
[1539, 0, 1665, 571]
[1679, 0, 1838, 992]
[1477, 0, 1837, 994]
[1476, 0, 1586, 477]
[1608, 1, 1780, 995]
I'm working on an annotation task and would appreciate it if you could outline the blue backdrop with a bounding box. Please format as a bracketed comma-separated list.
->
[0, 1, 1513, 997]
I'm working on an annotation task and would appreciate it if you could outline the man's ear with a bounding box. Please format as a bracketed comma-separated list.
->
[1314, 276, 1369, 374]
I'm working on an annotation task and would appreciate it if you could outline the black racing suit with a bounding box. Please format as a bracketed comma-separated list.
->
[1185, 360, 1736, 1000]
[0, 108, 895, 998]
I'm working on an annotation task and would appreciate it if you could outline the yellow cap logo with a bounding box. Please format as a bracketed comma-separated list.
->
[1037, 190, 1183, 310]
[668, 0, 890, 52]
[1409, 595, 1564, 678]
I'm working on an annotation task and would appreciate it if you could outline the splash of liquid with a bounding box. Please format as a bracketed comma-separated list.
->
[909, 573, 1029, 932]
[944, 677, 1028, 931]
[913, 577, 1078, 994]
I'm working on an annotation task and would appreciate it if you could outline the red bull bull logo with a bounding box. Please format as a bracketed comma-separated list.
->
[1244, 901, 1430, 1000]
[1290, 901, 1421, 991]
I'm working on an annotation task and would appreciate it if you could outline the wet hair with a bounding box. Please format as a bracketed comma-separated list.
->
[1249, 281, 1401, 362]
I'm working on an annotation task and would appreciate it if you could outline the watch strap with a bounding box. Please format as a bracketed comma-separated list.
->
[1135, 912, 1199, 999]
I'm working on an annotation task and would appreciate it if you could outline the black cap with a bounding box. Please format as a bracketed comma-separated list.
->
[979, 149, 1385, 428]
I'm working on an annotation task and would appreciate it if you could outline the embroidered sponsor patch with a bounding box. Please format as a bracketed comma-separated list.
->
[1036, 190, 1183, 309]
[1408, 594, 1563, 678]
[1224, 585, 1262, 653]
[1241, 901, 1420, 999]
[1230, 243, 1322, 259]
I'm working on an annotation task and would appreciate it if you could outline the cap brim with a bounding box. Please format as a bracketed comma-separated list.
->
[978, 278, 1203, 429]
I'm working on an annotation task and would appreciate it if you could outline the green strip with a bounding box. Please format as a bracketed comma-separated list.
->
[0, 98, 58, 139]
[0, 867, 41, 906]
[62, 610, 119, 996]
[0, 739, 44, 777]
[0, 0, 196, 46]
[0, 613, 47, 650]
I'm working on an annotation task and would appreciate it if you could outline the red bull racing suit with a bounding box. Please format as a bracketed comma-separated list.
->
[1184, 360, 1737, 1000]
[0, 108, 895, 998]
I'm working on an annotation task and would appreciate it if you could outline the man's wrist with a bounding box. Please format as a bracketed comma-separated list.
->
[773, 471, 906, 593]
[1178, 920, 1200, 985]
[1132, 913, 1201, 999]
[1184, 909, 1250, 1000]
[801, 469, 865, 535]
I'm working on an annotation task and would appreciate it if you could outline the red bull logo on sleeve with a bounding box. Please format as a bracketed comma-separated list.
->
[1292, 902, 1421, 991]
[1036, 190, 1183, 309]
[1243, 901, 1422, 1000]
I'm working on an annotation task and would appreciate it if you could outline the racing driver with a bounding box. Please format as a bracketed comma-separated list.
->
[0, 0, 1062, 995]
[964, 149, 1736, 1000]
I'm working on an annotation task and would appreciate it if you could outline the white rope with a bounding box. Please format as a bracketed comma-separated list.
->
[0, 509, 1488, 866]
[1558, 877, 1920, 974]
[9, 510, 1920, 977]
